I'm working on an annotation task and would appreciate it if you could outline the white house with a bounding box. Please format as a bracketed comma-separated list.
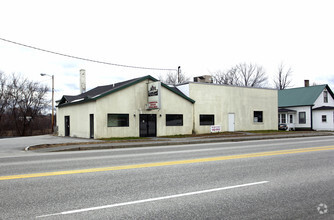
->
[278, 83, 334, 131]
[56, 75, 278, 138]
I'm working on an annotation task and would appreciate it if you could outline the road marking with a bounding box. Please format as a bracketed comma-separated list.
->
[2, 138, 332, 167]
[36, 180, 269, 218]
[2, 138, 328, 167]
[1, 145, 334, 181]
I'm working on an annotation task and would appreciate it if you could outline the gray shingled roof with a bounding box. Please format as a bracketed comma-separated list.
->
[57, 75, 195, 107]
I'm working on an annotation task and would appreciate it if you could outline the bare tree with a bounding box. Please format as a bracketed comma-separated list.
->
[5, 73, 49, 136]
[274, 63, 292, 90]
[0, 71, 9, 134]
[211, 63, 268, 87]
[159, 72, 190, 84]
[212, 69, 240, 85]
[235, 63, 268, 87]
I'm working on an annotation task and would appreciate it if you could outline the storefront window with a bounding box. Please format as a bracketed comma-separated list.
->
[107, 114, 129, 127]
[166, 114, 183, 126]
[200, 115, 214, 125]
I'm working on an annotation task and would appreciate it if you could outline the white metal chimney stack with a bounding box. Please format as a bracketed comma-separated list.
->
[80, 69, 86, 93]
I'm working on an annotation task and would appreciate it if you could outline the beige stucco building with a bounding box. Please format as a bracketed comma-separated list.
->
[57, 75, 278, 139]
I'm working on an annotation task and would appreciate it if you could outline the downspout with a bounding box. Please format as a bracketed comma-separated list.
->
[310, 105, 313, 130]
[192, 102, 196, 134]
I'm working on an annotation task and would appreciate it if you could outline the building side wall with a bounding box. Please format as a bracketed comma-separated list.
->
[94, 80, 193, 138]
[56, 101, 96, 138]
[188, 83, 278, 133]
[312, 87, 334, 130]
[313, 110, 334, 131]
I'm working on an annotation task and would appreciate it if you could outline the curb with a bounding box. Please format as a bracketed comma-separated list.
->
[31, 133, 334, 152]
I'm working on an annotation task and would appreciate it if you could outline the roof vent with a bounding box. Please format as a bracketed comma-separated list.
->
[193, 75, 213, 83]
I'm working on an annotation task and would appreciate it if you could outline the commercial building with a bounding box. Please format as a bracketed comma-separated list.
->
[57, 75, 278, 138]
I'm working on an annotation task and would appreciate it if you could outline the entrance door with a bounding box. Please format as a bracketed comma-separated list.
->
[140, 114, 157, 137]
[65, 116, 70, 136]
[228, 113, 235, 132]
[89, 114, 94, 139]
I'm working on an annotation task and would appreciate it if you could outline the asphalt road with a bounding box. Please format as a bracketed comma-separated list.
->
[1, 136, 334, 219]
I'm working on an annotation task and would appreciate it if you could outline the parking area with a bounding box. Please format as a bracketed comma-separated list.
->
[0, 135, 101, 157]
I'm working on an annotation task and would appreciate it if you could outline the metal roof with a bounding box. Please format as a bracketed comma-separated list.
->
[278, 85, 333, 107]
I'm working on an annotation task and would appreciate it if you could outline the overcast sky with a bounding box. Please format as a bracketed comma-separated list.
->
[1, 0, 333, 101]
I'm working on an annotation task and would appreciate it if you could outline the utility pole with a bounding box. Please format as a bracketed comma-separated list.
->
[41, 73, 55, 133]
[51, 75, 54, 133]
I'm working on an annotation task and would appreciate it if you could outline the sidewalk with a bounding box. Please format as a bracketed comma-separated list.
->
[29, 131, 334, 153]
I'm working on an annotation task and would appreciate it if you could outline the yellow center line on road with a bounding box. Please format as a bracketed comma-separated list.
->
[1, 145, 334, 181]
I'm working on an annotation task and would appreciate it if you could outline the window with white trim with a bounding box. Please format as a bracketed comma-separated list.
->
[322, 115, 327, 122]
[289, 115, 293, 123]
[299, 112, 306, 124]
[324, 91, 328, 103]
[281, 114, 286, 123]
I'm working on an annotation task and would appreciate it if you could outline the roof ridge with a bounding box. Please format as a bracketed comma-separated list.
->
[282, 84, 327, 91]
[58, 75, 195, 107]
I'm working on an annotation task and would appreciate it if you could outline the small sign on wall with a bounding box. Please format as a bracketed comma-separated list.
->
[210, 125, 221, 133]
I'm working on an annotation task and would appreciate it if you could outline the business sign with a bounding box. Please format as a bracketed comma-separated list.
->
[210, 125, 221, 133]
[147, 81, 161, 110]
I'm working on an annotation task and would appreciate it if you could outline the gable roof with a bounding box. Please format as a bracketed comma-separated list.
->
[278, 84, 334, 107]
[57, 75, 195, 107]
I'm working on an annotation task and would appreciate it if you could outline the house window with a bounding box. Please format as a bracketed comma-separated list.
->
[200, 114, 214, 125]
[278, 114, 281, 124]
[299, 112, 306, 124]
[289, 115, 293, 123]
[166, 114, 183, 126]
[281, 114, 286, 123]
[322, 115, 327, 122]
[324, 91, 328, 103]
[254, 111, 263, 123]
[107, 114, 129, 127]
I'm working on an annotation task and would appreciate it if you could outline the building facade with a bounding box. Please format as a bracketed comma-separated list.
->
[57, 75, 278, 139]
[176, 82, 278, 133]
[278, 84, 334, 131]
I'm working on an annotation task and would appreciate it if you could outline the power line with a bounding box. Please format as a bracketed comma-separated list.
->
[0, 37, 177, 72]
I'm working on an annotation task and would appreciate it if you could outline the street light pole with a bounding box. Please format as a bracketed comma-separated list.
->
[41, 73, 55, 133]
[51, 75, 54, 133]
